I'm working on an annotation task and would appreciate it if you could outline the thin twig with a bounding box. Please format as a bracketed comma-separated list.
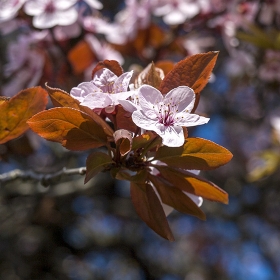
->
[0, 167, 86, 187]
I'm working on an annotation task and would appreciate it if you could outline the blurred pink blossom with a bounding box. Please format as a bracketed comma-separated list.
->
[3, 33, 45, 97]
[152, 0, 201, 25]
[0, 0, 26, 22]
[24, 0, 78, 29]
[96, 0, 151, 44]
[258, 50, 280, 83]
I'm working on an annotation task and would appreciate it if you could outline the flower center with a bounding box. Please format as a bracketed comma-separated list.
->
[157, 101, 178, 126]
[45, 1, 55, 14]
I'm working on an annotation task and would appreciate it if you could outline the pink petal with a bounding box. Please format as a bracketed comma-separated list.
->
[138, 85, 163, 112]
[165, 86, 195, 113]
[114, 71, 133, 92]
[81, 92, 111, 109]
[154, 124, 184, 147]
[132, 110, 159, 131]
[175, 112, 210, 127]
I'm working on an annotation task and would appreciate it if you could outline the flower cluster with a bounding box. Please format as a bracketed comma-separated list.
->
[70, 67, 209, 147]
[23, 56, 232, 241]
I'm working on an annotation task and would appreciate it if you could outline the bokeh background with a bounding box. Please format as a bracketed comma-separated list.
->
[1, 0, 280, 279]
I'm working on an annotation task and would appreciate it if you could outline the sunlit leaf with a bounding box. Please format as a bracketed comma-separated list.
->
[155, 165, 228, 204]
[0, 87, 48, 144]
[27, 107, 113, 151]
[0, 96, 10, 105]
[134, 62, 164, 90]
[68, 40, 95, 74]
[149, 174, 206, 220]
[91, 60, 123, 78]
[132, 131, 162, 151]
[85, 151, 114, 183]
[159, 51, 219, 95]
[154, 138, 233, 170]
[45, 83, 81, 109]
[130, 182, 174, 241]
[155, 60, 175, 75]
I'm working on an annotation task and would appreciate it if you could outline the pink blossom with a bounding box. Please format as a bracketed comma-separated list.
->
[95, 0, 151, 45]
[24, 0, 78, 29]
[70, 68, 134, 112]
[152, 0, 200, 25]
[3, 33, 44, 97]
[85, 34, 124, 64]
[0, 0, 26, 22]
[132, 85, 209, 147]
[258, 50, 280, 83]
[83, 0, 103, 10]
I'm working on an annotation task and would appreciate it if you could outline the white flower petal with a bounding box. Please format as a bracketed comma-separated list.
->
[132, 110, 159, 131]
[156, 125, 184, 147]
[109, 91, 134, 104]
[165, 86, 195, 113]
[24, 0, 46, 16]
[55, 0, 77, 10]
[138, 85, 163, 112]
[56, 8, 78, 26]
[85, 0, 103, 9]
[176, 113, 210, 127]
[118, 99, 138, 113]
[81, 92, 111, 109]
[70, 82, 101, 102]
[114, 71, 133, 92]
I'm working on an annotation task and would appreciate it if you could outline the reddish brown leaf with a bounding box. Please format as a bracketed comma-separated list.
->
[115, 106, 138, 133]
[155, 60, 175, 75]
[0, 87, 48, 144]
[27, 107, 113, 151]
[154, 137, 233, 170]
[130, 182, 174, 241]
[155, 165, 228, 204]
[115, 169, 147, 183]
[149, 174, 206, 220]
[113, 129, 133, 156]
[91, 60, 123, 78]
[159, 51, 219, 95]
[134, 62, 164, 90]
[85, 151, 114, 183]
[45, 83, 81, 109]
[68, 40, 95, 74]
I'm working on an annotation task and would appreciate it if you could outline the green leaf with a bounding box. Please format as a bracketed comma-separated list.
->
[154, 137, 233, 170]
[149, 175, 206, 220]
[247, 150, 280, 182]
[130, 182, 174, 241]
[85, 151, 114, 183]
[155, 165, 228, 204]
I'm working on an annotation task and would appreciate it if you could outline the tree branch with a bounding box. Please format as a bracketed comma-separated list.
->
[0, 167, 86, 187]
